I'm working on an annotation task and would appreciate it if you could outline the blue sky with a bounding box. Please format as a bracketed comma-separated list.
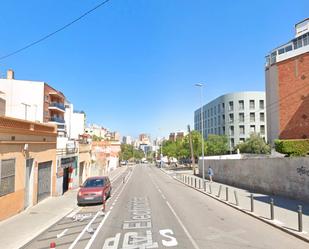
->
[0, 0, 308, 139]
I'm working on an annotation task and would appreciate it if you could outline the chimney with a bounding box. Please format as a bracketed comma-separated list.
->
[7, 69, 14, 80]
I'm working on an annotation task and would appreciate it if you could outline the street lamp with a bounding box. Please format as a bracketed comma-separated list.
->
[195, 83, 205, 180]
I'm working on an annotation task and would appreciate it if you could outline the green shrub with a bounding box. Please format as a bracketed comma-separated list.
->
[274, 139, 309, 157]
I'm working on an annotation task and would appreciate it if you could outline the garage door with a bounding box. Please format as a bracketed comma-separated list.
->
[37, 161, 52, 202]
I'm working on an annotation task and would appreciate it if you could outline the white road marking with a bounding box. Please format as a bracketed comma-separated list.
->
[56, 229, 68, 238]
[84, 166, 135, 249]
[159, 229, 178, 247]
[165, 201, 200, 249]
[67, 207, 82, 218]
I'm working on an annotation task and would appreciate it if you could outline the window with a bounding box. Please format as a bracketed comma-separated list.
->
[207, 110, 210, 117]
[239, 113, 244, 122]
[222, 126, 226, 135]
[239, 100, 244, 110]
[44, 95, 49, 101]
[214, 117, 217, 126]
[260, 113, 265, 122]
[250, 113, 255, 122]
[214, 106, 217, 115]
[259, 100, 264, 109]
[222, 103, 225, 111]
[215, 128, 217, 134]
[211, 119, 213, 127]
[218, 116, 221, 125]
[229, 113, 234, 123]
[0, 159, 15, 196]
[231, 138, 235, 148]
[239, 138, 245, 143]
[250, 125, 256, 133]
[218, 104, 221, 113]
[222, 114, 225, 123]
[304, 34, 308, 46]
[250, 100, 255, 109]
[285, 45, 293, 52]
[239, 125, 245, 135]
[210, 108, 213, 116]
[278, 48, 285, 55]
[229, 126, 234, 136]
[260, 125, 265, 135]
[229, 101, 234, 111]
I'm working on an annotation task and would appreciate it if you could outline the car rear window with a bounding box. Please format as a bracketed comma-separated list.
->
[83, 178, 104, 187]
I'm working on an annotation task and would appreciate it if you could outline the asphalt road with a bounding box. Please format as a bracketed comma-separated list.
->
[23, 164, 309, 249]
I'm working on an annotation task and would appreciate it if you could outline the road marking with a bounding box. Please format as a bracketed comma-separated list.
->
[57, 229, 68, 238]
[67, 207, 82, 218]
[159, 229, 178, 247]
[84, 166, 135, 249]
[165, 201, 200, 249]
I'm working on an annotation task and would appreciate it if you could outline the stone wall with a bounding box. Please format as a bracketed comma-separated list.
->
[199, 157, 309, 202]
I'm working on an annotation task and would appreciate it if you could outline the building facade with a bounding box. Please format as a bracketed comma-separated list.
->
[194, 92, 267, 149]
[265, 18, 309, 144]
[0, 116, 57, 221]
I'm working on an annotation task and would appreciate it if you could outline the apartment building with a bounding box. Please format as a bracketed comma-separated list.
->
[0, 69, 66, 136]
[265, 18, 309, 144]
[0, 116, 57, 221]
[194, 92, 266, 149]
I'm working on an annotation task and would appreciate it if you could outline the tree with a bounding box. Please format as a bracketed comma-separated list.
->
[206, 135, 229, 156]
[236, 133, 271, 154]
[119, 144, 133, 161]
[92, 135, 103, 141]
[182, 131, 207, 160]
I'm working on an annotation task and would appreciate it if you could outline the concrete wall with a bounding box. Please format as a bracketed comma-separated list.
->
[199, 157, 309, 202]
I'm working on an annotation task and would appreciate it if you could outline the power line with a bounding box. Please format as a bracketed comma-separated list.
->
[0, 0, 111, 61]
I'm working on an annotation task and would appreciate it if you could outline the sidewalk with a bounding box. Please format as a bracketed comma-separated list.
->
[162, 168, 309, 242]
[0, 166, 128, 249]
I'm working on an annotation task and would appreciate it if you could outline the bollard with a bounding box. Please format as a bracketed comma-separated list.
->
[298, 205, 303, 232]
[270, 198, 274, 220]
[195, 178, 197, 188]
[199, 179, 202, 189]
[250, 194, 254, 212]
[234, 190, 239, 206]
[225, 187, 229, 201]
[204, 180, 206, 192]
[209, 183, 212, 194]
[50, 242, 56, 249]
[217, 185, 222, 198]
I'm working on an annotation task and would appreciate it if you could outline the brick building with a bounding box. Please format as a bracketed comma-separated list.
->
[265, 18, 309, 143]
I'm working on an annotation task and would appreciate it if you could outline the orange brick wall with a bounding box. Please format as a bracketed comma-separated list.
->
[277, 52, 309, 139]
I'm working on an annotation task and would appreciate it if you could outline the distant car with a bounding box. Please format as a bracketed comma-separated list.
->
[120, 160, 127, 166]
[77, 176, 111, 205]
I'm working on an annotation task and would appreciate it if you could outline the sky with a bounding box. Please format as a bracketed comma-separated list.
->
[0, 0, 308, 139]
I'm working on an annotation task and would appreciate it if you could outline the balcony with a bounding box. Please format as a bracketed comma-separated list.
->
[48, 102, 65, 112]
[49, 117, 65, 124]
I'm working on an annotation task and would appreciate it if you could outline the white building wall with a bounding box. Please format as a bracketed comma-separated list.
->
[0, 79, 44, 122]
[71, 112, 85, 140]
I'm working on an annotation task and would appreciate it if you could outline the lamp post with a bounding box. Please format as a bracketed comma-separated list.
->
[195, 83, 205, 180]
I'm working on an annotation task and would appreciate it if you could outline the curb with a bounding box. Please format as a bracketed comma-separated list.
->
[159, 168, 309, 244]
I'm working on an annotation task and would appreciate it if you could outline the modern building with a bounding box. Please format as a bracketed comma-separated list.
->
[0, 69, 66, 136]
[139, 133, 151, 145]
[0, 116, 57, 221]
[122, 136, 132, 145]
[194, 91, 267, 149]
[265, 18, 309, 144]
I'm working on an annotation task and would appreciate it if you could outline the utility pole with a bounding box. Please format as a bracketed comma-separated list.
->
[21, 103, 31, 120]
[187, 125, 195, 173]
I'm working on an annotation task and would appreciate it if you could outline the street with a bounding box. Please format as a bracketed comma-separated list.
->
[23, 164, 309, 249]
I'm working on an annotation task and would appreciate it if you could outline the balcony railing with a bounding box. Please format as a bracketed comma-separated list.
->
[49, 102, 65, 111]
[50, 117, 65, 123]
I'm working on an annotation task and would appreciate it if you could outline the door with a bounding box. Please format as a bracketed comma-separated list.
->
[37, 161, 52, 202]
[79, 162, 84, 185]
[24, 159, 33, 209]
[62, 167, 69, 194]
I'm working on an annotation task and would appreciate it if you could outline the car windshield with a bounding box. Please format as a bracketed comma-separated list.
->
[83, 179, 104, 188]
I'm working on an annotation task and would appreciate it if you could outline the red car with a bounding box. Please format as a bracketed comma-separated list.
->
[77, 176, 112, 205]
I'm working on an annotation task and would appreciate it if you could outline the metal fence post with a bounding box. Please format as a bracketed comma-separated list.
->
[250, 194, 254, 212]
[209, 183, 212, 194]
[204, 180, 206, 192]
[217, 185, 222, 198]
[225, 187, 229, 201]
[199, 179, 202, 189]
[270, 198, 274, 220]
[298, 205, 303, 232]
[234, 190, 239, 206]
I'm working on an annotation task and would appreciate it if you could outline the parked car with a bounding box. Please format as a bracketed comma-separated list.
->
[120, 160, 127, 166]
[77, 176, 111, 205]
